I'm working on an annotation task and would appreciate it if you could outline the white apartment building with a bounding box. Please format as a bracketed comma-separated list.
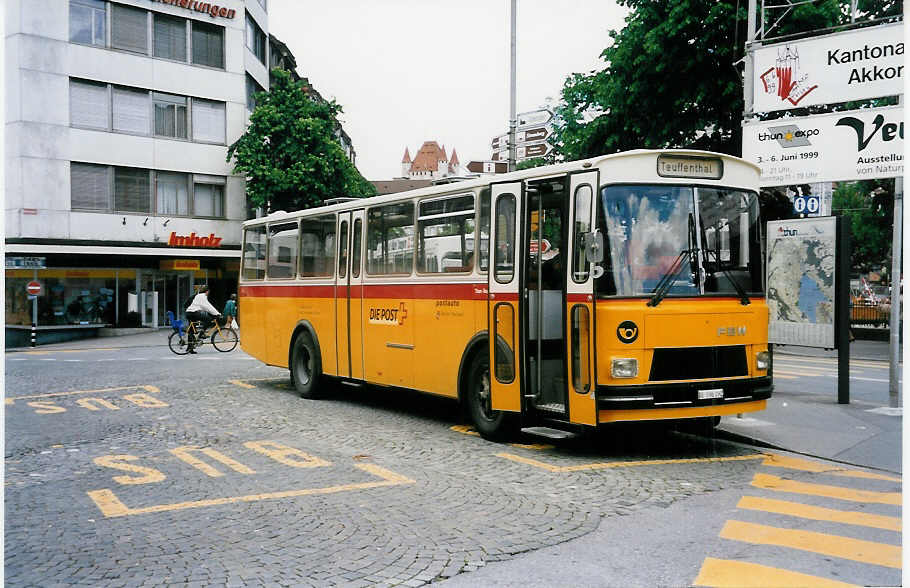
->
[5, 0, 271, 341]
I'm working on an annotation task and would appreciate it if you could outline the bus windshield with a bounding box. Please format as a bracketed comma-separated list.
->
[597, 184, 762, 297]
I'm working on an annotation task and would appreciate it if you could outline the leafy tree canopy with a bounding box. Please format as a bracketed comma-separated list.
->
[832, 180, 895, 274]
[227, 68, 374, 214]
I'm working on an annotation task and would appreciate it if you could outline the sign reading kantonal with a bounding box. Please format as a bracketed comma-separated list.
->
[742, 105, 903, 186]
[766, 217, 836, 348]
[752, 22, 904, 113]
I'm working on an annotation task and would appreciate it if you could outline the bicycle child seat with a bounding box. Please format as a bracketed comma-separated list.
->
[166, 311, 185, 337]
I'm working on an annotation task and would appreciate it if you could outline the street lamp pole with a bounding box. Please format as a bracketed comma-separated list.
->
[508, 0, 517, 172]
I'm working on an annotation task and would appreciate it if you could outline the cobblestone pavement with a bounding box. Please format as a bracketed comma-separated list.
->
[6, 344, 765, 587]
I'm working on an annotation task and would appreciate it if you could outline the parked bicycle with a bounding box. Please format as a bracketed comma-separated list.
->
[166, 311, 238, 354]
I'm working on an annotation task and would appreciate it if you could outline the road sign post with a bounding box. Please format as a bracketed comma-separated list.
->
[26, 281, 42, 348]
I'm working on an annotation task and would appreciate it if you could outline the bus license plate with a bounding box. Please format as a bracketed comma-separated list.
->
[698, 388, 724, 400]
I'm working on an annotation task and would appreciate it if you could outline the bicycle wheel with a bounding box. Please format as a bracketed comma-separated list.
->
[211, 327, 238, 352]
[168, 331, 190, 355]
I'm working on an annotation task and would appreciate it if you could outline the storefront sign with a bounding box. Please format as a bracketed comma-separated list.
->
[149, 0, 237, 19]
[167, 232, 223, 247]
[160, 259, 202, 271]
[6, 256, 46, 269]
[752, 23, 904, 113]
[742, 105, 903, 186]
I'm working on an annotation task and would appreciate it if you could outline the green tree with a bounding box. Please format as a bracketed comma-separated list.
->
[227, 68, 374, 214]
[551, 0, 899, 161]
[832, 180, 894, 274]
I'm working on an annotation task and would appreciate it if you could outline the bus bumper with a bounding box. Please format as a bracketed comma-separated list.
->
[596, 377, 772, 424]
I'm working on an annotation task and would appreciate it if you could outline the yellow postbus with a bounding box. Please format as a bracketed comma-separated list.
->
[239, 150, 772, 440]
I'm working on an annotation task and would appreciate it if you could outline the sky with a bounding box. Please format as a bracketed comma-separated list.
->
[267, 1, 629, 180]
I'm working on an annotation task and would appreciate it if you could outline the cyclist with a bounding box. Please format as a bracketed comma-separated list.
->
[185, 286, 222, 354]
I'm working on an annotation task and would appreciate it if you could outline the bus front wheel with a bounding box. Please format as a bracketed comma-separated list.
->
[291, 332, 323, 399]
[466, 354, 513, 441]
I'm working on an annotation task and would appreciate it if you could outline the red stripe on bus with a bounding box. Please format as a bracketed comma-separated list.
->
[566, 294, 592, 303]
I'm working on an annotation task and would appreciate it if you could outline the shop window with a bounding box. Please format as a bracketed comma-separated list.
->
[299, 215, 336, 277]
[192, 99, 225, 144]
[242, 226, 267, 280]
[367, 202, 414, 275]
[70, 0, 106, 46]
[111, 3, 148, 55]
[154, 13, 187, 62]
[245, 12, 266, 64]
[70, 79, 109, 130]
[155, 172, 189, 216]
[71, 163, 111, 211]
[417, 194, 475, 274]
[112, 86, 150, 135]
[191, 21, 224, 69]
[268, 223, 298, 279]
[193, 180, 225, 218]
[153, 92, 187, 139]
[114, 166, 150, 213]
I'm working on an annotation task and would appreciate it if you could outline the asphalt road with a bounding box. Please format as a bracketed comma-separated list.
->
[5, 339, 903, 587]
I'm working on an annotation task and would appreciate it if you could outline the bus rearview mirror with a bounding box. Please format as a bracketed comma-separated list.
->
[584, 231, 604, 264]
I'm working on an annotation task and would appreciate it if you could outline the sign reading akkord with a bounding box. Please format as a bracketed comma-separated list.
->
[752, 22, 904, 113]
[742, 105, 903, 186]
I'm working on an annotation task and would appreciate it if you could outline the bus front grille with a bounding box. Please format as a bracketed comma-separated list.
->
[649, 346, 748, 381]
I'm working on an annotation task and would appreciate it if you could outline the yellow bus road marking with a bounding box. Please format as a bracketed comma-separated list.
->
[752, 473, 901, 505]
[450, 426, 553, 449]
[6, 385, 160, 405]
[693, 557, 857, 588]
[451, 425, 479, 436]
[497, 452, 766, 472]
[86, 463, 415, 518]
[720, 520, 901, 569]
[762, 454, 902, 482]
[737, 496, 902, 531]
[229, 380, 257, 389]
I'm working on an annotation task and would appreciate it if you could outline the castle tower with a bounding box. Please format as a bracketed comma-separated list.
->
[401, 147, 412, 179]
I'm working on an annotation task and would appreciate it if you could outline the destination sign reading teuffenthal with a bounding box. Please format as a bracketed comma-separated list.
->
[149, 0, 237, 19]
[656, 155, 723, 180]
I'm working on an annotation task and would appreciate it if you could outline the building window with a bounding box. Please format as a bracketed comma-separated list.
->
[112, 86, 149, 134]
[111, 3, 148, 55]
[70, 79, 109, 130]
[245, 12, 266, 64]
[191, 99, 225, 144]
[257, 0, 268, 12]
[70, 0, 106, 46]
[153, 13, 186, 61]
[193, 179, 225, 218]
[155, 171, 189, 216]
[191, 21, 224, 68]
[246, 74, 264, 110]
[71, 163, 111, 210]
[153, 92, 187, 139]
[114, 167, 150, 213]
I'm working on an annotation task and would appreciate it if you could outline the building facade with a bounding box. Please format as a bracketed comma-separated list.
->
[5, 0, 269, 336]
[399, 141, 461, 180]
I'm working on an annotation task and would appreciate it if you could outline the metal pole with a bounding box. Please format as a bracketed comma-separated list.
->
[743, 0, 758, 119]
[31, 268, 38, 347]
[838, 217, 851, 404]
[889, 175, 902, 407]
[508, 0, 517, 172]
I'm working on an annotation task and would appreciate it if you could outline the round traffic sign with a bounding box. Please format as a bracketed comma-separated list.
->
[26, 281, 42, 295]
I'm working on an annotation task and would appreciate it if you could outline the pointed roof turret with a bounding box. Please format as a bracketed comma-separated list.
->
[449, 148, 459, 165]
[402, 147, 411, 163]
[440, 144, 447, 162]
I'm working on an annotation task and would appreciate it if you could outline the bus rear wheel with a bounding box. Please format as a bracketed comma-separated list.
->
[466, 354, 513, 441]
[291, 332, 323, 399]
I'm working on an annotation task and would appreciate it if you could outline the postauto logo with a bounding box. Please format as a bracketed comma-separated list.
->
[758, 124, 820, 148]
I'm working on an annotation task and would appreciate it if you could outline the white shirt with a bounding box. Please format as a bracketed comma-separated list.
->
[186, 293, 220, 316]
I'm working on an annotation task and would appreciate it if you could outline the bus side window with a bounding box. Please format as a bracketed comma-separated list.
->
[242, 226, 266, 280]
[351, 218, 362, 278]
[300, 214, 336, 277]
[478, 188, 490, 273]
[338, 220, 348, 279]
[494, 194, 516, 283]
[267, 222, 298, 279]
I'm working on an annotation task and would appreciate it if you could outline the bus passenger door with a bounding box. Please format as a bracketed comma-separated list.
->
[566, 170, 599, 425]
[335, 213, 351, 377]
[348, 210, 365, 380]
[488, 182, 522, 413]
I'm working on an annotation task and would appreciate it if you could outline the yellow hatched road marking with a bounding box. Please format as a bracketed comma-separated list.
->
[497, 452, 766, 472]
[752, 473, 901, 505]
[720, 520, 901, 568]
[737, 496, 901, 531]
[229, 380, 257, 389]
[87, 463, 415, 518]
[6, 385, 160, 404]
[762, 454, 902, 482]
[693, 557, 857, 587]
[450, 426, 552, 449]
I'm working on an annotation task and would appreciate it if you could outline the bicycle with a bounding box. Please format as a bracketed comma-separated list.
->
[167, 314, 238, 355]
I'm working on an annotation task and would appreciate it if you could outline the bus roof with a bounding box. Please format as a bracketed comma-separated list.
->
[243, 149, 760, 227]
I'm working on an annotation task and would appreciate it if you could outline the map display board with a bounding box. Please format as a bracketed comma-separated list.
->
[766, 217, 837, 347]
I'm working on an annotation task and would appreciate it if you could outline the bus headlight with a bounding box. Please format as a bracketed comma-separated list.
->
[611, 358, 638, 379]
[756, 350, 770, 370]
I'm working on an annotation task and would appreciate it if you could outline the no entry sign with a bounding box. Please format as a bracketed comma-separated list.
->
[26, 281, 42, 296]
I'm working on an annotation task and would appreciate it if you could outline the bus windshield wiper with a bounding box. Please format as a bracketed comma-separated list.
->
[705, 248, 751, 305]
[647, 247, 696, 307]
